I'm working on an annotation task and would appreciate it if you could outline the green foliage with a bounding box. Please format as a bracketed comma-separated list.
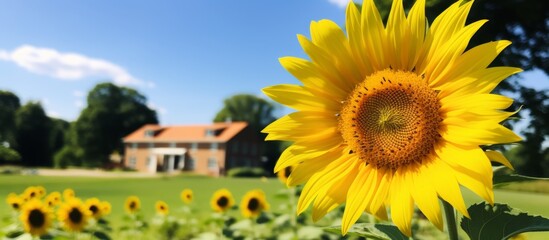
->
[0, 145, 21, 163]
[324, 223, 409, 240]
[15, 101, 53, 167]
[0, 90, 21, 148]
[227, 167, 267, 178]
[74, 82, 158, 166]
[461, 202, 549, 240]
[53, 146, 83, 169]
[493, 166, 549, 186]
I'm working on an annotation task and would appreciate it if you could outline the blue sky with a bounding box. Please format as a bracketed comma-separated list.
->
[0, 0, 547, 125]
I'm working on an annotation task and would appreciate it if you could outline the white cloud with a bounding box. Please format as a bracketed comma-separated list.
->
[328, 0, 350, 8]
[0, 45, 152, 86]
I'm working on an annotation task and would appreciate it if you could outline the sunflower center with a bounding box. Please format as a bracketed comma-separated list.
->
[339, 69, 442, 169]
[217, 196, 229, 207]
[12, 203, 20, 209]
[89, 205, 99, 214]
[68, 208, 83, 224]
[28, 209, 45, 227]
[247, 198, 260, 211]
[129, 202, 136, 210]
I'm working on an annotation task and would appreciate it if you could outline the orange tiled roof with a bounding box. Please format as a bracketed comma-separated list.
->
[123, 122, 248, 143]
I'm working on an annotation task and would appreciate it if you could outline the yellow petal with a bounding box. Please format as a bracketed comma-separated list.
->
[345, 2, 373, 75]
[297, 154, 357, 215]
[310, 20, 363, 86]
[428, 160, 470, 218]
[390, 169, 414, 236]
[279, 57, 348, 99]
[341, 164, 376, 235]
[287, 158, 327, 187]
[443, 124, 522, 146]
[385, 0, 408, 69]
[262, 84, 340, 111]
[407, 165, 443, 230]
[311, 167, 358, 221]
[435, 143, 493, 186]
[274, 144, 342, 173]
[405, 0, 426, 69]
[441, 93, 514, 114]
[445, 40, 512, 81]
[361, 0, 387, 70]
[485, 150, 515, 170]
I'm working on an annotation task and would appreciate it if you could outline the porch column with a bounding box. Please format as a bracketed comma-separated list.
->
[167, 155, 175, 172]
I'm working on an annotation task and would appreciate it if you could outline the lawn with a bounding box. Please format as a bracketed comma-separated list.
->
[1, 174, 549, 239]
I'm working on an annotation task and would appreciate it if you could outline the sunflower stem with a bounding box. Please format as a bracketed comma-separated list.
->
[442, 200, 459, 240]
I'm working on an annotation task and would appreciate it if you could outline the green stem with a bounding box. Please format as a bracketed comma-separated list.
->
[442, 199, 459, 240]
[289, 187, 297, 238]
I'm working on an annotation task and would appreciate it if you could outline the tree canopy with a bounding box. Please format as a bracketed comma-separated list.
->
[73, 82, 158, 166]
[15, 102, 52, 167]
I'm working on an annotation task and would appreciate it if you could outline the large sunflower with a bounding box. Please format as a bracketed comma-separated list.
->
[57, 198, 91, 232]
[180, 189, 193, 204]
[262, 0, 521, 236]
[125, 195, 141, 214]
[155, 200, 169, 215]
[240, 189, 270, 218]
[19, 199, 53, 236]
[210, 188, 235, 213]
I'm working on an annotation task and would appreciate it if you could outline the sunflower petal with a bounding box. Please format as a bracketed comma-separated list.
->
[390, 169, 414, 236]
[485, 150, 515, 170]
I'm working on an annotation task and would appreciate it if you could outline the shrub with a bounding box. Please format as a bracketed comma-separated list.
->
[53, 146, 83, 169]
[227, 167, 267, 178]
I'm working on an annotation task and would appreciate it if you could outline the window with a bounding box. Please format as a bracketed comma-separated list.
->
[131, 143, 137, 150]
[250, 143, 257, 155]
[191, 142, 198, 151]
[242, 142, 248, 155]
[208, 157, 218, 170]
[210, 142, 218, 152]
[169, 142, 176, 148]
[205, 129, 214, 137]
[187, 158, 195, 170]
[148, 143, 155, 148]
[144, 130, 155, 138]
[128, 157, 137, 168]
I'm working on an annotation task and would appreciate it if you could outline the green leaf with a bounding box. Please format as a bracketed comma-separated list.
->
[461, 202, 549, 240]
[324, 223, 409, 240]
[493, 167, 549, 186]
[93, 231, 112, 240]
[5, 230, 24, 238]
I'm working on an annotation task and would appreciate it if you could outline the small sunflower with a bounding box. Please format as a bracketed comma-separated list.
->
[57, 198, 91, 232]
[23, 186, 40, 200]
[19, 199, 53, 236]
[45, 192, 61, 208]
[263, 0, 521, 236]
[210, 188, 235, 213]
[101, 201, 112, 216]
[6, 194, 24, 211]
[155, 200, 169, 215]
[277, 166, 293, 184]
[240, 189, 270, 218]
[85, 198, 103, 219]
[180, 189, 193, 204]
[63, 188, 76, 200]
[125, 195, 141, 214]
[35, 186, 47, 198]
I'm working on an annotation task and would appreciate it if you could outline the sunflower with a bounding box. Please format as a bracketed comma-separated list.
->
[23, 186, 40, 200]
[19, 199, 53, 236]
[63, 188, 76, 200]
[6, 194, 23, 211]
[101, 201, 112, 216]
[210, 188, 235, 213]
[277, 166, 293, 184]
[262, 0, 521, 236]
[180, 189, 193, 204]
[85, 198, 103, 219]
[155, 200, 169, 215]
[125, 195, 141, 214]
[45, 192, 61, 208]
[57, 198, 91, 232]
[240, 189, 270, 218]
[35, 186, 47, 198]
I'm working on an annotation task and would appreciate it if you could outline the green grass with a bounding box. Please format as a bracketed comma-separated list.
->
[2, 174, 549, 239]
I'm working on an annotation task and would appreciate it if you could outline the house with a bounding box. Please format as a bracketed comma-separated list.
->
[122, 121, 262, 176]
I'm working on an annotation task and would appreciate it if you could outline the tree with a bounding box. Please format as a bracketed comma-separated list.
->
[73, 82, 158, 166]
[15, 102, 52, 167]
[50, 118, 70, 156]
[0, 90, 21, 148]
[213, 94, 282, 173]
